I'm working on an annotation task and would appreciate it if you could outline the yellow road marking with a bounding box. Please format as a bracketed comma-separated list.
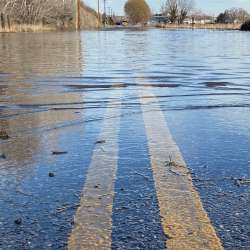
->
[138, 84, 223, 250]
[68, 89, 122, 250]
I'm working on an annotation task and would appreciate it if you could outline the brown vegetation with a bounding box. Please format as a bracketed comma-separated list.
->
[0, 0, 100, 32]
[0, 22, 57, 33]
[226, 7, 250, 22]
[124, 0, 151, 24]
[80, 2, 101, 29]
[1, 0, 76, 24]
[154, 22, 242, 30]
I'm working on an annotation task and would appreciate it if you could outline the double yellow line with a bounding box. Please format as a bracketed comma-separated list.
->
[138, 83, 223, 249]
[68, 89, 122, 249]
[68, 82, 223, 249]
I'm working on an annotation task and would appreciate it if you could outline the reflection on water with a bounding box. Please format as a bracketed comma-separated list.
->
[0, 28, 250, 249]
[0, 32, 84, 129]
[0, 32, 86, 177]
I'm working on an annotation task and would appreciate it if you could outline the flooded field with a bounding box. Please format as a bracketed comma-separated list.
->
[0, 28, 250, 249]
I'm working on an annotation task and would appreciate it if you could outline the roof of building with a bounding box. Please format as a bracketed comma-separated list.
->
[150, 16, 169, 21]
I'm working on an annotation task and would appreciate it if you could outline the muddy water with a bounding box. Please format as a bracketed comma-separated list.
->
[0, 28, 250, 249]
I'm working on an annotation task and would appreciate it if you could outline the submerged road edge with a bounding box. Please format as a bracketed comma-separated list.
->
[138, 83, 223, 250]
[67, 89, 122, 249]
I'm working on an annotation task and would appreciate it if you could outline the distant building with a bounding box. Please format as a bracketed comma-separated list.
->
[183, 17, 192, 24]
[148, 16, 169, 24]
[192, 16, 216, 24]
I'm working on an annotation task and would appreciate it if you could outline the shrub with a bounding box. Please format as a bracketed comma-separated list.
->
[124, 0, 151, 24]
[241, 20, 250, 30]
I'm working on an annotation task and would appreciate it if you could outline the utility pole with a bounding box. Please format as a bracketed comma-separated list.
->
[98, 0, 99, 28]
[103, 0, 107, 27]
[108, 7, 111, 17]
[77, 0, 81, 29]
[76, 0, 78, 29]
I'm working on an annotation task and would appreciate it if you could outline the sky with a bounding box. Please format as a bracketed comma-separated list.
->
[83, 0, 250, 17]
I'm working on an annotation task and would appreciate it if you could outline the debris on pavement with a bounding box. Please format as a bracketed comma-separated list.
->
[14, 219, 22, 225]
[52, 203, 80, 215]
[234, 179, 241, 187]
[94, 140, 105, 144]
[0, 131, 11, 140]
[193, 176, 250, 187]
[52, 151, 68, 155]
[15, 189, 34, 196]
[0, 154, 7, 159]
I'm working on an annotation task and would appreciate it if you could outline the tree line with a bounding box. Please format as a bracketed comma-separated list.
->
[217, 8, 250, 23]
[124, 0, 195, 24]
[124, 0, 250, 25]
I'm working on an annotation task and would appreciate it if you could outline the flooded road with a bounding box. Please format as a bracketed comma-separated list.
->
[0, 28, 250, 249]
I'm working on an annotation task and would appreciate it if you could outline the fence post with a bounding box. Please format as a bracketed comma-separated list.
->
[7, 15, 10, 29]
[1, 13, 5, 29]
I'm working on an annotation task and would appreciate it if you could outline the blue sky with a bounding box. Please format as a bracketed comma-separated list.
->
[83, 0, 250, 16]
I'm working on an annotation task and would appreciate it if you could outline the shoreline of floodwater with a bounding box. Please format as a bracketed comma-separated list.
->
[0, 23, 244, 33]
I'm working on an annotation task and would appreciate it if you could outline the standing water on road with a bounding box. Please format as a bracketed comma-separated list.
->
[0, 28, 250, 249]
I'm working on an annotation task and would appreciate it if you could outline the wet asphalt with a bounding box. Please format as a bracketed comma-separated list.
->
[0, 28, 250, 249]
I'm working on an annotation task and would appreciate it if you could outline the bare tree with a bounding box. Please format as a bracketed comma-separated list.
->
[161, 0, 178, 23]
[189, 8, 204, 22]
[238, 8, 250, 22]
[161, 0, 195, 23]
[178, 0, 195, 23]
[222, 7, 249, 23]
[124, 0, 151, 24]
[1, 0, 76, 24]
[226, 7, 239, 21]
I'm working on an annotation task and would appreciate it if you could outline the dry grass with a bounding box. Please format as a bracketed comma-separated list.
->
[81, 2, 99, 18]
[153, 23, 242, 30]
[81, 8, 101, 29]
[0, 2, 101, 32]
[0, 3, 101, 32]
[80, 2, 102, 28]
[0, 23, 58, 33]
